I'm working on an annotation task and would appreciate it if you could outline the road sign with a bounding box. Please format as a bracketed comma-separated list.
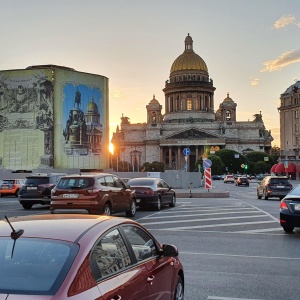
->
[183, 148, 191, 156]
[203, 159, 212, 169]
[241, 164, 245, 168]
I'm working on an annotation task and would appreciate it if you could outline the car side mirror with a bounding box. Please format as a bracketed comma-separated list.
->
[160, 244, 178, 257]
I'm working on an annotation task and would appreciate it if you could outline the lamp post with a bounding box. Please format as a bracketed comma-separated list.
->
[131, 146, 140, 172]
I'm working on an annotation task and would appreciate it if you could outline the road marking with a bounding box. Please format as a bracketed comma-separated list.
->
[181, 251, 300, 260]
[234, 227, 283, 233]
[141, 209, 262, 220]
[139, 214, 271, 226]
[208, 296, 263, 300]
[146, 220, 275, 230]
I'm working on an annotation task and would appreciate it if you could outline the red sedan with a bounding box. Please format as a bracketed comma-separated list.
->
[0, 214, 184, 299]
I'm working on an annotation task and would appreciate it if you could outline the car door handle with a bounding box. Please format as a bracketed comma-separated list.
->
[111, 296, 121, 300]
[147, 275, 155, 283]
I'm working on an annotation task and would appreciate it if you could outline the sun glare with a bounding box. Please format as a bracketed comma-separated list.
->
[109, 143, 114, 154]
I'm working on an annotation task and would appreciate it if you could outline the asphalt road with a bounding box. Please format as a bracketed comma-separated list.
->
[1, 180, 300, 300]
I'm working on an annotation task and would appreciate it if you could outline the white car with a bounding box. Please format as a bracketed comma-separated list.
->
[224, 175, 235, 183]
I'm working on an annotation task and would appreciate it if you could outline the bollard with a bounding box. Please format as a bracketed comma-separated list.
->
[189, 182, 193, 198]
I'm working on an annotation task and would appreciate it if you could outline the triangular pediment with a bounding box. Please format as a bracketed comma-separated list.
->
[166, 128, 221, 140]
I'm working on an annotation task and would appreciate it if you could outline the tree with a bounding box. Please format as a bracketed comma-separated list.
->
[207, 154, 225, 174]
[215, 149, 245, 173]
[245, 151, 273, 173]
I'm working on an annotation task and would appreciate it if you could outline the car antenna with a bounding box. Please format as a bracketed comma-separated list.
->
[5, 215, 24, 258]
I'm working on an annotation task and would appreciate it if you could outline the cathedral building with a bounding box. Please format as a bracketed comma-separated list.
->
[111, 34, 273, 171]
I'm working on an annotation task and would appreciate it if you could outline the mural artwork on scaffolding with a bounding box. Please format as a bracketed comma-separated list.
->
[62, 84, 103, 168]
[0, 71, 54, 169]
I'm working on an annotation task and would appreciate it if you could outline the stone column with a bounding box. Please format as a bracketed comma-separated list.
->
[169, 147, 172, 169]
[177, 147, 181, 170]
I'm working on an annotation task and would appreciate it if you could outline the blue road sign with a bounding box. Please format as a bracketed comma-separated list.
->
[203, 159, 212, 169]
[183, 148, 191, 156]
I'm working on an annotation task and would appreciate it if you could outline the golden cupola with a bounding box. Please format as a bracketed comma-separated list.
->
[170, 33, 208, 73]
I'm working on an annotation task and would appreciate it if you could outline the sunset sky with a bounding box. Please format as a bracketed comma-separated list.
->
[1, 0, 300, 147]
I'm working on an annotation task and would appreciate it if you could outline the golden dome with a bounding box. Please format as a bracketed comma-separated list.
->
[223, 93, 234, 103]
[170, 34, 208, 73]
[87, 97, 99, 113]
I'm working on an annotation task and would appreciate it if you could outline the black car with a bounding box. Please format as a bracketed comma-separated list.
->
[127, 177, 176, 210]
[257, 176, 293, 200]
[18, 173, 66, 209]
[280, 186, 300, 233]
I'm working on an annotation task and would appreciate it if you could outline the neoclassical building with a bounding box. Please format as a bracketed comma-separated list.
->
[112, 34, 273, 171]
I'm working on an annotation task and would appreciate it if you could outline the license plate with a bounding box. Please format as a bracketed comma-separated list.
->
[295, 204, 300, 210]
[136, 199, 140, 203]
[276, 186, 284, 188]
[27, 187, 37, 190]
[63, 194, 79, 198]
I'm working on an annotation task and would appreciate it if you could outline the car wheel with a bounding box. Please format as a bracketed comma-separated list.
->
[50, 209, 54, 214]
[156, 197, 162, 211]
[169, 194, 176, 207]
[282, 225, 294, 233]
[22, 203, 33, 209]
[126, 200, 136, 217]
[173, 276, 184, 300]
[263, 191, 268, 200]
[102, 203, 111, 216]
[257, 191, 262, 199]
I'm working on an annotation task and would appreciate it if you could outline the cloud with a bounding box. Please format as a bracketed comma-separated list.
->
[112, 90, 122, 98]
[260, 49, 300, 72]
[273, 15, 297, 29]
[250, 78, 260, 86]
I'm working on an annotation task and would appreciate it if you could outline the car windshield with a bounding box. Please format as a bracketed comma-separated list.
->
[56, 177, 94, 189]
[127, 179, 155, 186]
[0, 237, 78, 295]
[25, 177, 49, 185]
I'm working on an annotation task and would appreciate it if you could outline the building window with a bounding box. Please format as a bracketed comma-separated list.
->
[226, 110, 231, 121]
[295, 124, 299, 132]
[295, 110, 299, 119]
[187, 95, 192, 110]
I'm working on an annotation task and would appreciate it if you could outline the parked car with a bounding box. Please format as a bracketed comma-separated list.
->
[18, 173, 66, 209]
[212, 175, 221, 180]
[224, 175, 235, 183]
[280, 185, 300, 233]
[0, 214, 184, 299]
[257, 176, 293, 200]
[235, 176, 250, 186]
[127, 177, 176, 210]
[0, 179, 25, 197]
[280, 186, 300, 233]
[50, 173, 136, 217]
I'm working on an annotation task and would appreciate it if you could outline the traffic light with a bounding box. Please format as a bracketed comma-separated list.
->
[244, 164, 248, 170]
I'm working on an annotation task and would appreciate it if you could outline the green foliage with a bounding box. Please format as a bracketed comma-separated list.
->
[215, 149, 245, 173]
[245, 151, 273, 173]
[252, 161, 270, 174]
[207, 155, 225, 174]
[142, 161, 165, 172]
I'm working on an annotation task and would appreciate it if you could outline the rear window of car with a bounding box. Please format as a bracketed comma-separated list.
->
[2, 180, 15, 185]
[25, 177, 50, 185]
[0, 237, 78, 295]
[127, 179, 155, 186]
[56, 177, 94, 189]
[269, 178, 289, 184]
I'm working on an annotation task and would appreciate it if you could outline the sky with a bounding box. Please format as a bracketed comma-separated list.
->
[1, 0, 300, 148]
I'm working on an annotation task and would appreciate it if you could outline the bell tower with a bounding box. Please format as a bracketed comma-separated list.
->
[146, 95, 162, 125]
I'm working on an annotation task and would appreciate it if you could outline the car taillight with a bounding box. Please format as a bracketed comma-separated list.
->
[280, 201, 288, 210]
[146, 188, 154, 195]
[87, 189, 101, 196]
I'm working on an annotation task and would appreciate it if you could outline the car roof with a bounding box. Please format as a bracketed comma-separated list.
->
[60, 173, 116, 178]
[0, 214, 137, 242]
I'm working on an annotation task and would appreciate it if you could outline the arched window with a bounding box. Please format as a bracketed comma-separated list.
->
[226, 110, 231, 121]
[151, 112, 156, 123]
